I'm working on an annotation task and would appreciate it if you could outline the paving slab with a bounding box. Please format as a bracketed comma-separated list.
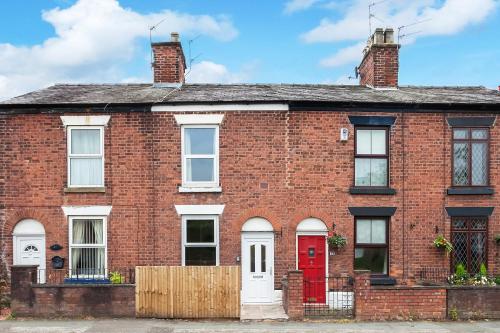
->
[240, 304, 288, 321]
[0, 319, 500, 333]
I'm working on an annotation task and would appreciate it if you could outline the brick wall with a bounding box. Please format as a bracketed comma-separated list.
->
[11, 266, 134, 318]
[354, 271, 447, 320]
[448, 286, 500, 319]
[1, 110, 499, 289]
[281, 270, 303, 320]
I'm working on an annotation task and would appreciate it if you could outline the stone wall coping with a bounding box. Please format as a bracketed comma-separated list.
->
[371, 285, 447, 290]
[446, 285, 500, 290]
[32, 284, 135, 288]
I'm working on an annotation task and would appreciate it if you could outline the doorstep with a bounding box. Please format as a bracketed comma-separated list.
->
[240, 304, 288, 321]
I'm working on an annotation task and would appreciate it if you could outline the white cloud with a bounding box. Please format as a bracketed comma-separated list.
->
[319, 41, 365, 67]
[0, 0, 238, 100]
[301, 0, 498, 67]
[186, 60, 256, 84]
[284, 0, 321, 14]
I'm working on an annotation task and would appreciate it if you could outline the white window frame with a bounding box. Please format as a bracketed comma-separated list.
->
[68, 216, 108, 278]
[180, 124, 220, 190]
[181, 215, 219, 266]
[67, 126, 105, 188]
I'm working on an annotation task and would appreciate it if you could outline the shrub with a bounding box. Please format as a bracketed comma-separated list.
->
[327, 234, 347, 248]
[109, 271, 124, 284]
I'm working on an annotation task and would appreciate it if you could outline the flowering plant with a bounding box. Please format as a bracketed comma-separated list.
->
[433, 235, 453, 255]
[327, 234, 347, 248]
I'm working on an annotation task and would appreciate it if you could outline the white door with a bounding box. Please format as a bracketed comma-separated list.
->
[14, 236, 46, 283]
[241, 232, 274, 304]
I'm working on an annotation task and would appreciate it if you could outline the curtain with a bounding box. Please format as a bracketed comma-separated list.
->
[71, 129, 100, 154]
[92, 220, 105, 275]
[71, 220, 85, 274]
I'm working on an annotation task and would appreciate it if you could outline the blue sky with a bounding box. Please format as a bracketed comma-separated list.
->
[0, 0, 499, 100]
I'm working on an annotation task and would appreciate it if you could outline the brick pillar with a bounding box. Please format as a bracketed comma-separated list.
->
[354, 270, 371, 320]
[10, 266, 37, 316]
[286, 270, 304, 320]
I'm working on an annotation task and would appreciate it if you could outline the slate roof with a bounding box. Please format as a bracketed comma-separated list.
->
[2, 83, 500, 107]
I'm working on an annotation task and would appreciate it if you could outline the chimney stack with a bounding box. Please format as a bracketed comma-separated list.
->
[358, 28, 399, 88]
[151, 32, 186, 86]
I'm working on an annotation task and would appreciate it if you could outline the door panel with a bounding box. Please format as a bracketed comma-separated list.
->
[15, 236, 46, 283]
[242, 232, 274, 303]
[298, 235, 326, 303]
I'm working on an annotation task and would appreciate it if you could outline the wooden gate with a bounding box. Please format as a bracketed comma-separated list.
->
[135, 266, 241, 318]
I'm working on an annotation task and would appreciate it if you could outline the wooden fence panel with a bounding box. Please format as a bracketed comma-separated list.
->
[135, 266, 241, 318]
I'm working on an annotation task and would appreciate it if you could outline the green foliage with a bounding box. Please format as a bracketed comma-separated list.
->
[455, 264, 468, 280]
[327, 234, 347, 248]
[109, 271, 124, 284]
[495, 234, 500, 244]
[495, 276, 500, 285]
[479, 263, 488, 277]
[433, 235, 453, 255]
[449, 307, 458, 321]
[449, 263, 496, 286]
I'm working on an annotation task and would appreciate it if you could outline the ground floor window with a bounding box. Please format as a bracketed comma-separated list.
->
[182, 215, 219, 266]
[69, 217, 107, 276]
[451, 217, 487, 274]
[354, 217, 388, 275]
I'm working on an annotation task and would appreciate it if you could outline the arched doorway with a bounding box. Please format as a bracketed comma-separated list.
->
[296, 218, 328, 303]
[13, 219, 46, 283]
[241, 217, 274, 304]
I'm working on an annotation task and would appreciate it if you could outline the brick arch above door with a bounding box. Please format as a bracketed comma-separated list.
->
[234, 208, 280, 233]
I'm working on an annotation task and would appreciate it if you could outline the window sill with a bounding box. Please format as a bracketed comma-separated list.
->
[349, 187, 396, 195]
[178, 186, 222, 193]
[447, 187, 494, 195]
[370, 276, 397, 286]
[64, 187, 106, 193]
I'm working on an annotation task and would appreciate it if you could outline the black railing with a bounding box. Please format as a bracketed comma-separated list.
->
[418, 267, 449, 285]
[303, 275, 354, 318]
[36, 268, 135, 285]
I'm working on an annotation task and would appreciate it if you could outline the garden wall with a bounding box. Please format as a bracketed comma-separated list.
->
[11, 265, 135, 318]
[354, 271, 447, 320]
[448, 286, 500, 319]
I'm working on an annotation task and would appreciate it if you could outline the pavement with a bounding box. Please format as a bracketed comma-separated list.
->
[240, 304, 288, 321]
[0, 319, 500, 333]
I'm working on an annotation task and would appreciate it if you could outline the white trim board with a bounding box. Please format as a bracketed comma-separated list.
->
[60, 115, 111, 127]
[175, 205, 225, 216]
[62, 205, 112, 216]
[174, 114, 224, 125]
[152, 104, 289, 112]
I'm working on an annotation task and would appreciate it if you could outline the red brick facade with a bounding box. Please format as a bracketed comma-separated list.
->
[282, 270, 304, 320]
[1, 110, 499, 286]
[152, 33, 186, 84]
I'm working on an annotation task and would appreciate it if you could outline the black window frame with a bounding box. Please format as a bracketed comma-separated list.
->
[452, 127, 489, 187]
[450, 216, 488, 275]
[354, 126, 390, 188]
[354, 216, 390, 276]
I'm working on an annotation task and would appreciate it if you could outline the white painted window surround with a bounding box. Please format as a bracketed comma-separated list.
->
[176, 114, 223, 192]
[174, 205, 225, 216]
[60, 116, 110, 188]
[60, 115, 111, 127]
[174, 114, 224, 125]
[62, 205, 112, 216]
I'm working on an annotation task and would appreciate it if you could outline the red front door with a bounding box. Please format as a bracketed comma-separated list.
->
[298, 235, 326, 303]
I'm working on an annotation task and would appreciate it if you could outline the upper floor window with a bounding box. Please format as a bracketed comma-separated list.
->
[453, 128, 489, 187]
[355, 127, 388, 187]
[68, 127, 104, 187]
[181, 125, 219, 188]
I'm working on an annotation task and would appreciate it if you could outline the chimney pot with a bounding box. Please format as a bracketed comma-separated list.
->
[384, 28, 394, 44]
[374, 28, 384, 45]
[170, 32, 180, 42]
